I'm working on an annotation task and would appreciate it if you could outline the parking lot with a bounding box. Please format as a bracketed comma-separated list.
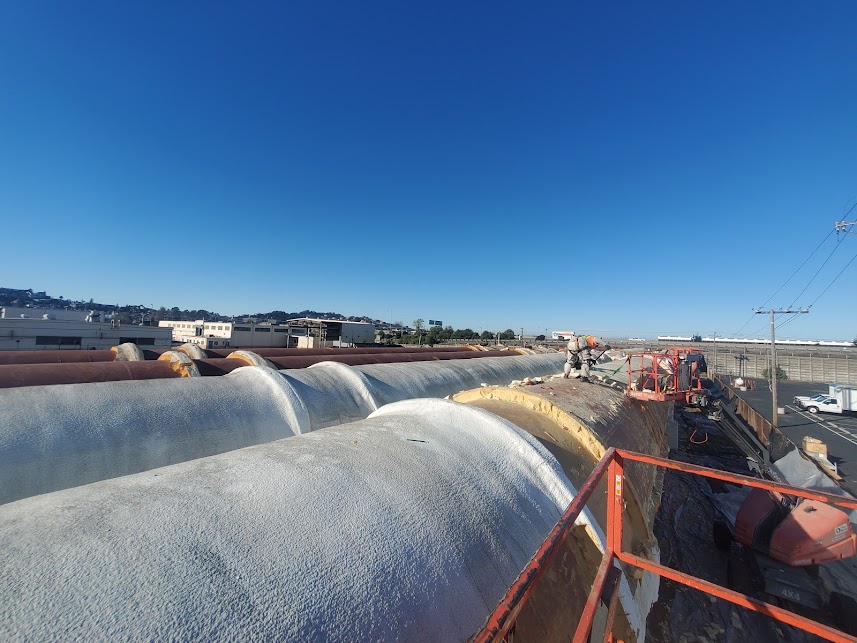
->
[732, 380, 857, 496]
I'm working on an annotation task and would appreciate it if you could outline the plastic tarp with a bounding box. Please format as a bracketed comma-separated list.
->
[772, 449, 857, 523]
[0, 398, 628, 642]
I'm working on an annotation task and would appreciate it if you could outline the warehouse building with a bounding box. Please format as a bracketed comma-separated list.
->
[158, 318, 376, 349]
[0, 315, 172, 351]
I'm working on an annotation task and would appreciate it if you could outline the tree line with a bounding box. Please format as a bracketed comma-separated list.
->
[388, 319, 518, 345]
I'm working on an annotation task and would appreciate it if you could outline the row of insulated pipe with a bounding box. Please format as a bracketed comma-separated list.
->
[0, 348, 523, 388]
[0, 349, 121, 364]
[0, 398, 619, 642]
[0, 343, 476, 365]
[0, 353, 566, 504]
[199, 345, 473, 357]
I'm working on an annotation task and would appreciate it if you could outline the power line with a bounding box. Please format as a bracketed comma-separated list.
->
[767, 211, 856, 335]
[732, 313, 758, 337]
[732, 229, 833, 336]
[745, 323, 770, 338]
[761, 230, 834, 309]
[788, 235, 843, 308]
[810, 248, 857, 314]
[810, 248, 857, 306]
[777, 246, 857, 334]
[775, 311, 807, 332]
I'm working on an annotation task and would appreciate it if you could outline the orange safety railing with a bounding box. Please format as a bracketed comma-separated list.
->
[626, 348, 706, 403]
[474, 448, 857, 643]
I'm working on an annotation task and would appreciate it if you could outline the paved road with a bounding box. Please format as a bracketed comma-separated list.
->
[732, 379, 857, 495]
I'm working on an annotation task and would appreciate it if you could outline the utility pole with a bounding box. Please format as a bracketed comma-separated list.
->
[754, 308, 809, 430]
[712, 331, 717, 378]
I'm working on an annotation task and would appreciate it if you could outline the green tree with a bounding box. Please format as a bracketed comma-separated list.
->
[152, 306, 168, 324]
[426, 325, 443, 345]
[761, 365, 788, 381]
[499, 329, 516, 340]
[412, 318, 425, 346]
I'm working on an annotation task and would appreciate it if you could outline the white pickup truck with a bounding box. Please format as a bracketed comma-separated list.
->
[794, 385, 857, 414]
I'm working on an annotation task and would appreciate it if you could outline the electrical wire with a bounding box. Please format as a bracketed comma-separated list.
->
[776, 246, 857, 332]
[689, 429, 708, 445]
[807, 249, 857, 306]
[745, 323, 770, 339]
[732, 312, 758, 338]
[838, 198, 857, 224]
[732, 229, 833, 337]
[774, 312, 805, 332]
[788, 235, 844, 308]
[744, 204, 855, 338]
[762, 229, 834, 309]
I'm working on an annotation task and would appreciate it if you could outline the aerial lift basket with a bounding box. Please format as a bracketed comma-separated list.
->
[626, 347, 705, 403]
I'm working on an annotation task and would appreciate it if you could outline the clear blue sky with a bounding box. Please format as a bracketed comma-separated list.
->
[2, 1, 856, 339]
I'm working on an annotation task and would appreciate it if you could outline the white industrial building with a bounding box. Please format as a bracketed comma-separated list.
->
[159, 318, 376, 349]
[158, 320, 292, 349]
[288, 318, 376, 348]
[0, 313, 172, 351]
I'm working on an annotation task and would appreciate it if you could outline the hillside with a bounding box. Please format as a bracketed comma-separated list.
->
[0, 287, 380, 326]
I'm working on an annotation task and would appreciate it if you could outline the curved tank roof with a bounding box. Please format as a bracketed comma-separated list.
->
[0, 399, 589, 642]
[0, 354, 565, 504]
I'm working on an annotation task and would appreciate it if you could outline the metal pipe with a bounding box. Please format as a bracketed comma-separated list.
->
[0, 361, 180, 388]
[0, 350, 521, 387]
[0, 347, 479, 363]
[0, 349, 118, 365]
[266, 350, 517, 370]
[197, 351, 518, 374]
[201, 345, 475, 358]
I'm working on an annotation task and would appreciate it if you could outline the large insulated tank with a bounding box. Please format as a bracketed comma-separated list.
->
[0, 354, 565, 504]
[0, 399, 637, 642]
[451, 377, 670, 641]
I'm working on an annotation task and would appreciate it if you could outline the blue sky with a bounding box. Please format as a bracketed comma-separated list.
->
[2, 1, 856, 339]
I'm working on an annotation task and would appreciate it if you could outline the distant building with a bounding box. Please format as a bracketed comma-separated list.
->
[158, 318, 377, 349]
[288, 318, 375, 348]
[158, 320, 292, 349]
[0, 316, 172, 351]
[1, 306, 91, 322]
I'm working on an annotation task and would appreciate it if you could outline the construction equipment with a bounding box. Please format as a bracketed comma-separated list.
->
[713, 488, 857, 633]
[478, 447, 857, 643]
[625, 347, 708, 404]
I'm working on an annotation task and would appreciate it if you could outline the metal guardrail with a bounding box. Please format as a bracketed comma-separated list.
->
[717, 376, 774, 444]
[474, 448, 857, 643]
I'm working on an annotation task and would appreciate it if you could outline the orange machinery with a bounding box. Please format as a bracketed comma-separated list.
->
[625, 347, 708, 404]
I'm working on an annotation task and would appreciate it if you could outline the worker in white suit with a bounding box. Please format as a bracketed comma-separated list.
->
[563, 334, 607, 382]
